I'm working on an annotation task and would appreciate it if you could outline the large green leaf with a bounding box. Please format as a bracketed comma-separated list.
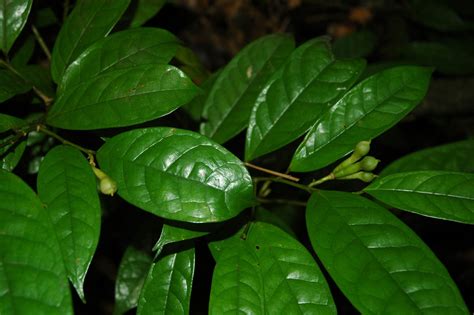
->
[380, 139, 474, 176]
[307, 190, 469, 314]
[290, 66, 432, 172]
[0, 69, 31, 103]
[209, 222, 336, 314]
[50, 0, 131, 83]
[200, 34, 295, 144]
[130, 0, 166, 28]
[97, 127, 254, 223]
[245, 37, 366, 161]
[137, 247, 195, 315]
[0, 171, 73, 314]
[0, 114, 26, 171]
[365, 171, 474, 224]
[0, 0, 32, 53]
[46, 65, 198, 130]
[114, 247, 152, 315]
[37, 145, 101, 300]
[59, 27, 180, 92]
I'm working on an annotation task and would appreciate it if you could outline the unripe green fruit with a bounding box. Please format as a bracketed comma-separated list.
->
[360, 156, 380, 172]
[99, 176, 117, 196]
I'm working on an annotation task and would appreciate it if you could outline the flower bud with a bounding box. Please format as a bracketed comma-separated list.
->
[360, 156, 380, 172]
[354, 140, 371, 158]
[99, 176, 117, 196]
[337, 171, 377, 182]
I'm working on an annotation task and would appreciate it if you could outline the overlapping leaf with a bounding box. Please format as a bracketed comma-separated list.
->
[245, 37, 366, 161]
[37, 145, 102, 300]
[47, 65, 198, 130]
[307, 190, 469, 314]
[209, 222, 336, 314]
[130, 0, 166, 28]
[0, 0, 32, 53]
[59, 27, 180, 92]
[97, 127, 254, 223]
[365, 171, 474, 224]
[0, 171, 73, 314]
[137, 248, 195, 314]
[290, 66, 432, 172]
[0, 69, 31, 103]
[114, 247, 152, 315]
[153, 223, 210, 254]
[201, 34, 295, 144]
[50, 0, 131, 82]
[182, 70, 221, 121]
[380, 139, 474, 176]
[0, 114, 26, 171]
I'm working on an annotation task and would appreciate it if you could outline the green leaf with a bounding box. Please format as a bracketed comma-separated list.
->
[46, 65, 198, 130]
[0, 0, 32, 53]
[209, 222, 336, 314]
[290, 66, 432, 172]
[254, 207, 296, 238]
[306, 190, 469, 314]
[97, 127, 254, 223]
[200, 34, 295, 144]
[58, 27, 180, 92]
[17, 65, 55, 98]
[137, 247, 195, 315]
[34, 7, 58, 28]
[0, 69, 31, 103]
[0, 114, 26, 171]
[153, 223, 210, 254]
[0, 170, 73, 314]
[11, 36, 35, 67]
[50, 0, 132, 83]
[245, 37, 366, 161]
[407, 0, 473, 31]
[37, 145, 101, 300]
[181, 70, 221, 121]
[114, 247, 152, 315]
[380, 139, 474, 176]
[333, 29, 376, 59]
[365, 171, 474, 224]
[130, 0, 166, 28]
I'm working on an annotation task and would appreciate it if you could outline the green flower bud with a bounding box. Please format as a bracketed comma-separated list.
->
[360, 156, 380, 172]
[334, 163, 361, 178]
[354, 140, 371, 158]
[99, 176, 117, 196]
[337, 171, 377, 182]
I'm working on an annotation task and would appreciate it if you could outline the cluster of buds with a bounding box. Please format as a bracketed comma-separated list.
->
[332, 141, 379, 182]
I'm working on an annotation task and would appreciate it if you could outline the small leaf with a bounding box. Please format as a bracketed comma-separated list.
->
[380, 139, 474, 176]
[245, 37, 366, 161]
[209, 222, 336, 314]
[59, 27, 180, 92]
[97, 127, 254, 223]
[0, 0, 32, 53]
[201, 34, 295, 144]
[137, 247, 195, 315]
[17, 65, 55, 98]
[365, 171, 474, 224]
[0, 113, 27, 171]
[333, 29, 376, 59]
[114, 247, 152, 315]
[47, 65, 198, 130]
[37, 145, 102, 300]
[407, 0, 473, 31]
[153, 223, 210, 254]
[290, 66, 432, 172]
[0, 170, 73, 314]
[130, 0, 166, 28]
[11, 36, 35, 67]
[182, 70, 221, 121]
[307, 190, 469, 314]
[0, 69, 31, 103]
[50, 0, 132, 82]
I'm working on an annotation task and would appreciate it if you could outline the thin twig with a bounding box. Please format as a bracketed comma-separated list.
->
[244, 162, 300, 182]
[31, 25, 51, 61]
[37, 125, 96, 156]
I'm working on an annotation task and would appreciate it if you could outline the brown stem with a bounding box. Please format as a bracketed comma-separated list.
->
[244, 162, 300, 182]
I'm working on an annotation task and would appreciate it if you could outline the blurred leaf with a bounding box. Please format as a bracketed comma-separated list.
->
[11, 36, 35, 67]
[18, 65, 55, 98]
[0, 69, 31, 103]
[0, 170, 73, 314]
[0, 0, 33, 53]
[97, 127, 254, 223]
[290, 66, 432, 172]
[34, 7, 58, 28]
[114, 247, 152, 315]
[130, 0, 166, 27]
[307, 190, 469, 313]
[365, 171, 474, 224]
[0, 114, 26, 171]
[333, 29, 376, 59]
[181, 70, 221, 121]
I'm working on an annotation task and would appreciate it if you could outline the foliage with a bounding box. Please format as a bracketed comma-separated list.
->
[0, 0, 472, 314]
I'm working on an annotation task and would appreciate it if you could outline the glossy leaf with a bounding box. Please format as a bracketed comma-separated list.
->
[50, 0, 131, 82]
[137, 248, 195, 315]
[245, 37, 366, 161]
[130, 0, 166, 28]
[380, 139, 474, 176]
[0, 170, 73, 314]
[201, 34, 295, 144]
[0, 69, 30, 103]
[182, 70, 220, 121]
[153, 223, 209, 254]
[0, 0, 32, 53]
[37, 145, 101, 300]
[59, 27, 180, 92]
[209, 222, 336, 314]
[307, 190, 469, 314]
[47, 65, 198, 130]
[290, 66, 432, 172]
[97, 127, 254, 223]
[114, 247, 152, 315]
[0, 113, 26, 171]
[333, 29, 376, 59]
[365, 171, 474, 224]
